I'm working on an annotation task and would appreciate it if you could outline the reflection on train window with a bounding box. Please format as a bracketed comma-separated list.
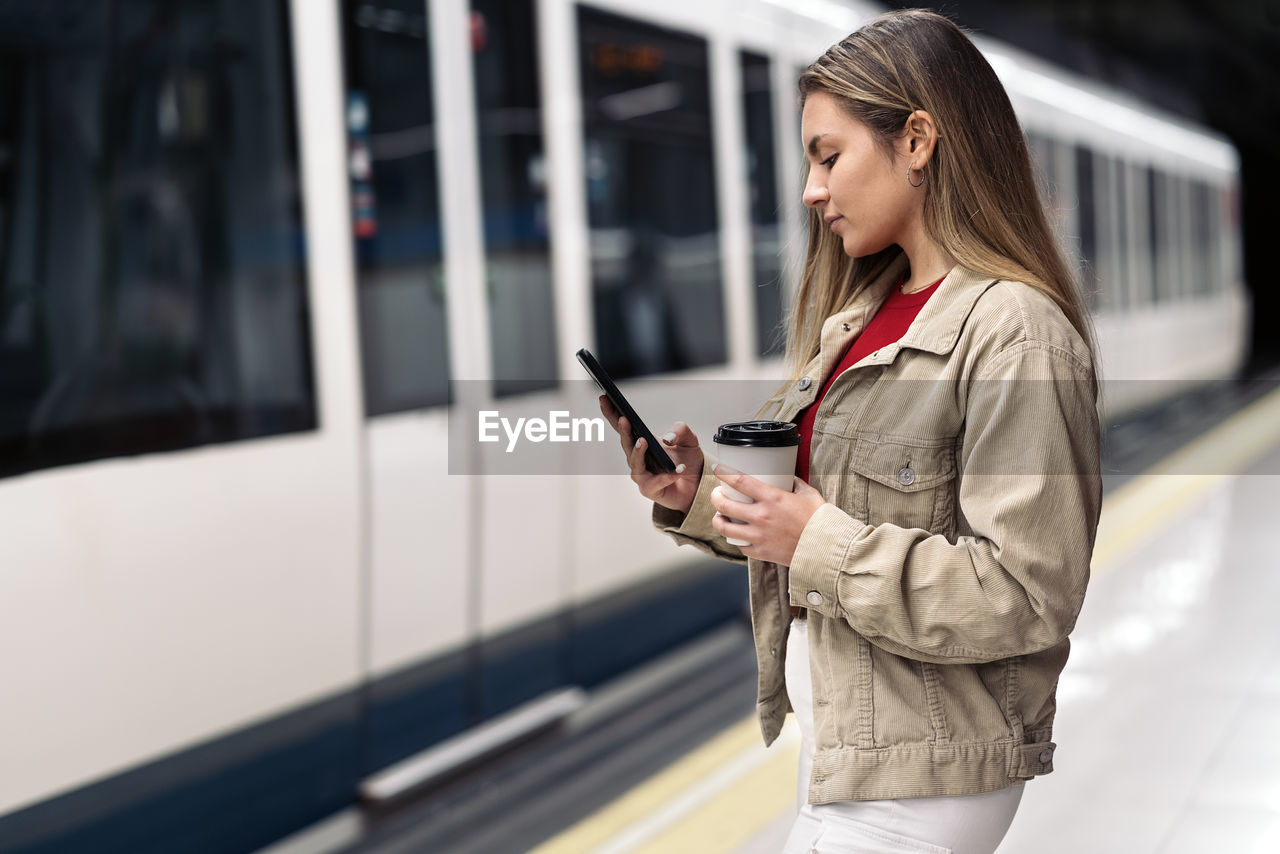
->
[577, 7, 725, 379]
[741, 51, 783, 358]
[472, 0, 558, 396]
[0, 1, 313, 480]
[343, 0, 450, 414]
[1074, 145, 1098, 310]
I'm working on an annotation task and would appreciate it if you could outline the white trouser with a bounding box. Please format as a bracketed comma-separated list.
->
[783, 618, 1024, 854]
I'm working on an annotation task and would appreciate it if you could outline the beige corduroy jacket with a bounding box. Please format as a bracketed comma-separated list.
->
[653, 259, 1102, 804]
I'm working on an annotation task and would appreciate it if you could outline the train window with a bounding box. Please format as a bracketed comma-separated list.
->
[1222, 183, 1240, 288]
[0, 1, 313, 480]
[1154, 169, 1185, 304]
[472, 0, 558, 396]
[1171, 176, 1191, 300]
[741, 50, 783, 358]
[1073, 145, 1098, 310]
[1191, 180, 1214, 296]
[1124, 162, 1151, 308]
[1103, 155, 1128, 311]
[577, 7, 726, 379]
[1207, 181, 1222, 293]
[1183, 179, 1198, 297]
[342, 0, 450, 414]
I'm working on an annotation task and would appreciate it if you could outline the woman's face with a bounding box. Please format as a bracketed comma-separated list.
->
[801, 91, 918, 258]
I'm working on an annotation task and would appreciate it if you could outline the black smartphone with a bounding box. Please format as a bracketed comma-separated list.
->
[576, 348, 678, 474]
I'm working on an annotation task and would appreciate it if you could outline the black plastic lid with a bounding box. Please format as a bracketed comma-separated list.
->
[712, 420, 800, 448]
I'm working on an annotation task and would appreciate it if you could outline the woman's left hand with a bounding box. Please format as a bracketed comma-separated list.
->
[709, 464, 827, 566]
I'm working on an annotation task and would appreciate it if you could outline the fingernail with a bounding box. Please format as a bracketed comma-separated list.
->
[662, 431, 676, 443]
[635, 438, 642, 448]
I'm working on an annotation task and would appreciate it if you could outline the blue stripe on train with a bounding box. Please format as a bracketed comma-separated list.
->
[0, 560, 745, 854]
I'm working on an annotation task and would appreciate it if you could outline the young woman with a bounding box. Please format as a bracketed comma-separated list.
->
[601, 10, 1101, 853]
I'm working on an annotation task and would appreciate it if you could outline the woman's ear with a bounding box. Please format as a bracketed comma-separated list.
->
[898, 109, 940, 168]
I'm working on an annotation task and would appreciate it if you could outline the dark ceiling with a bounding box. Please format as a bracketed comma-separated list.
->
[886, 0, 1280, 369]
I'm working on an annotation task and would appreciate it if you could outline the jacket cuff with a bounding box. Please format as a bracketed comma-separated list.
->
[788, 502, 863, 618]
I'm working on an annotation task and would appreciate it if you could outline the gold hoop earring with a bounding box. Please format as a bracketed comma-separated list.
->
[907, 165, 925, 188]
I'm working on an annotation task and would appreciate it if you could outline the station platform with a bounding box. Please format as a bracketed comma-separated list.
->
[527, 382, 1280, 854]
[340, 379, 1280, 854]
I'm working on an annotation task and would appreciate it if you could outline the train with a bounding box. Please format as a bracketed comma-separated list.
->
[0, 0, 1246, 852]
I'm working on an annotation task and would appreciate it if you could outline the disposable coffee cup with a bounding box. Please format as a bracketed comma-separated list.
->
[712, 421, 801, 547]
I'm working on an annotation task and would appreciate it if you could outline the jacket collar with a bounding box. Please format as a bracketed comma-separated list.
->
[897, 265, 1002, 356]
[818, 260, 1000, 358]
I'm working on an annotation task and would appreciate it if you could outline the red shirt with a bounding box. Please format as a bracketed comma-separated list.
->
[795, 276, 944, 482]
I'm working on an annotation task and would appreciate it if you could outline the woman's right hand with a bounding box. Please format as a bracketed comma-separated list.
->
[598, 395, 703, 516]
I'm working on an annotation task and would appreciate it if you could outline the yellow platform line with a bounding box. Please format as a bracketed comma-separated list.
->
[533, 382, 1280, 854]
[628, 733, 798, 854]
[527, 718, 797, 854]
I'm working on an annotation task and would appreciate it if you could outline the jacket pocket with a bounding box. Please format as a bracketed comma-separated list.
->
[849, 433, 957, 534]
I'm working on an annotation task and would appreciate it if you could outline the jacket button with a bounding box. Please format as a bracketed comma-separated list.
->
[898, 466, 916, 486]
[770, 647, 777, 658]
[798, 376, 812, 390]
[806, 590, 824, 606]
[1039, 748, 1054, 764]
[841, 322, 851, 332]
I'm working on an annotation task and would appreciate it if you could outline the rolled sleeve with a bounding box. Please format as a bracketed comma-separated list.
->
[787, 502, 861, 618]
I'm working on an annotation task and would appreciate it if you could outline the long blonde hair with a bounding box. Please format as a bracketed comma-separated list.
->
[773, 9, 1095, 401]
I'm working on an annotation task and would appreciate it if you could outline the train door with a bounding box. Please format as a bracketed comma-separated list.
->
[465, 0, 583, 718]
[338, 0, 477, 773]
[339, 0, 578, 776]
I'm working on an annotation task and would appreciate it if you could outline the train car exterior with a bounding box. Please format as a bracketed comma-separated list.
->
[0, 1, 1244, 852]
[983, 39, 1247, 414]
